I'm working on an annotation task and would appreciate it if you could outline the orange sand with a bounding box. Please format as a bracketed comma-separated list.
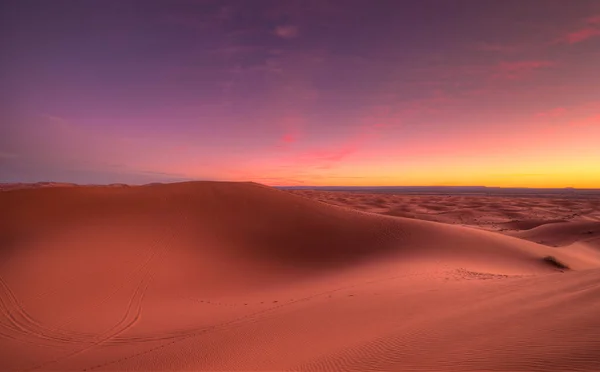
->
[1, 182, 599, 371]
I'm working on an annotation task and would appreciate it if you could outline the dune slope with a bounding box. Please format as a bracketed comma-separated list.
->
[1, 182, 599, 371]
[511, 220, 600, 247]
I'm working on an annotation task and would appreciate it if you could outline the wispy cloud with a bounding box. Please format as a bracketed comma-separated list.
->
[282, 117, 392, 171]
[587, 15, 600, 25]
[555, 14, 600, 44]
[560, 28, 600, 44]
[298, 145, 358, 164]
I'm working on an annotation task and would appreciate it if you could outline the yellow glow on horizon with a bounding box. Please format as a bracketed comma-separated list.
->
[277, 153, 600, 188]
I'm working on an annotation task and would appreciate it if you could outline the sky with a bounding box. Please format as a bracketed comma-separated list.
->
[1, 0, 599, 187]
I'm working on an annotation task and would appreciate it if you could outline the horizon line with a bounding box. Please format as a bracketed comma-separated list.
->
[2, 180, 600, 191]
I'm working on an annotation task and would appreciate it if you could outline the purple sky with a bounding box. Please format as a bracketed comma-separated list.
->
[1, 0, 599, 186]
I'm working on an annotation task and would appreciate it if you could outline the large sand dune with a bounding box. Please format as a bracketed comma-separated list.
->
[1, 182, 600, 371]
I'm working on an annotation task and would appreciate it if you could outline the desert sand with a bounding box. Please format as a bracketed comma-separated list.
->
[1, 182, 600, 371]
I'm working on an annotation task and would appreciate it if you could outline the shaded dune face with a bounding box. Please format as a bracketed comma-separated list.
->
[0, 182, 583, 279]
[511, 220, 600, 247]
[1, 183, 398, 269]
[1, 182, 600, 371]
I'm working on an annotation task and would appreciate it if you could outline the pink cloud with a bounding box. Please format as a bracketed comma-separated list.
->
[561, 28, 600, 44]
[280, 133, 297, 144]
[275, 119, 386, 172]
[301, 145, 358, 163]
[555, 15, 600, 44]
[586, 15, 600, 25]
[239, 98, 436, 182]
[275, 115, 305, 149]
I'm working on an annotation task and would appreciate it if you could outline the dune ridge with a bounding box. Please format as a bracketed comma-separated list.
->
[1, 182, 600, 371]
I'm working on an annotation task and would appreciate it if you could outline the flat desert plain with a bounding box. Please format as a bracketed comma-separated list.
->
[1, 182, 600, 371]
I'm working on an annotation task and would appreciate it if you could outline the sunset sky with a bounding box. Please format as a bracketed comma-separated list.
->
[1, 0, 599, 187]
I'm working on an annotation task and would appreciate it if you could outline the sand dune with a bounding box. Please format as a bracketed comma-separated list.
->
[510, 220, 600, 247]
[1, 182, 600, 371]
[291, 189, 600, 230]
[0, 182, 79, 191]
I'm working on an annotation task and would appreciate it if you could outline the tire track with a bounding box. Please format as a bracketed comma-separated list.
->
[1, 227, 171, 371]
[20, 195, 181, 370]
[80, 269, 448, 370]
[23, 267, 156, 371]
[0, 249, 157, 347]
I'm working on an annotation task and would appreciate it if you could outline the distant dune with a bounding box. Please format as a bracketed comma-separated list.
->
[511, 220, 600, 247]
[1, 182, 600, 371]
[0, 182, 79, 191]
[278, 185, 600, 195]
[0, 182, 131, 191]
